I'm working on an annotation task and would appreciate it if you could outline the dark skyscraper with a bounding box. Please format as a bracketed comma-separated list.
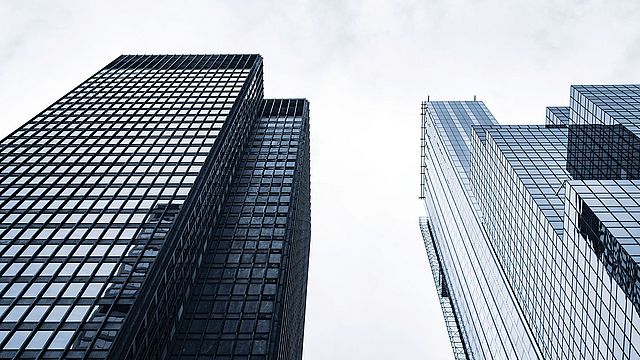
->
[420, 87, 640, 359]
[0, 55, 310, 360]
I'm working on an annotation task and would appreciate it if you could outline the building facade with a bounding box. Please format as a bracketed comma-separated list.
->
[420, 87, 640, 359]
[0, 55, 310, 360]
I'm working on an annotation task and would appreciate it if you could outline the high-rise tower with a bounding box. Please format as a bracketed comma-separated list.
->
[0, 55, 310, 360]
[420, 87, 640, 359]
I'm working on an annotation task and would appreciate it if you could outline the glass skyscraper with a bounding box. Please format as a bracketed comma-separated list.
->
[420, 86, 640, 359]
[0, 54, 310, 360]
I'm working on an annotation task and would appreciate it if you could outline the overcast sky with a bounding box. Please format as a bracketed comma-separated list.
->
[0, 1, 639, 359]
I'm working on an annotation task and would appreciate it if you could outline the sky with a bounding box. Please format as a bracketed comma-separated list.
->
[0, 1, 639, 359]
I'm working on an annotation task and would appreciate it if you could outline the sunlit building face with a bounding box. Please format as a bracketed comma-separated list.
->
[420, 85, 640, 360]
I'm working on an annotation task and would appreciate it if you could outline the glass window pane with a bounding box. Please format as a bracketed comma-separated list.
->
[49, 330, 74, 350]
[67, 306, 90, 321]
[26, 330, 53, 350]
[5, 331, 30, 350]
[45, 305, 69, 322]
[25, 306, 49, 322]
[4, 305, 28, 321]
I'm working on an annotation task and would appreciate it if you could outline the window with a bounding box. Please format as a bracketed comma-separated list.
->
[26, 331, 53, 350]
[5, 331, 30, 350]
[49, 331, 75, 349]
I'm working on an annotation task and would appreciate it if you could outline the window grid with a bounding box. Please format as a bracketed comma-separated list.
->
[170, 99, 310, 360]
[0, 54, 261, 359]
[422, 85, 640, 360]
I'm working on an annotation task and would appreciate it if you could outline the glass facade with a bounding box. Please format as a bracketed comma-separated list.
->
[0, 55, 310, 360]
[420, 101, 539, 360]
[419, 217, 467, 360]
[169, 99, 310, 359]
[421, 87, 640, 359]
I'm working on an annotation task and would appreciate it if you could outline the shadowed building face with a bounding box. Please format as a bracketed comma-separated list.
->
[0, 54, 311, 360]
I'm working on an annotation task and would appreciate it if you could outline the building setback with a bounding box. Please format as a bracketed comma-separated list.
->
[420, 86, 640, 359]
[0, 54, 310, 360]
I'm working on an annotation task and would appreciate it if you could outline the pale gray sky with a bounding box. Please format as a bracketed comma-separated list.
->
[0, 1, 639, 359]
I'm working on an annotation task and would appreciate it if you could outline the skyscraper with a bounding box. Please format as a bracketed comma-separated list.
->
[420, 87, 640, 359]
[0, 54, 310, 360]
